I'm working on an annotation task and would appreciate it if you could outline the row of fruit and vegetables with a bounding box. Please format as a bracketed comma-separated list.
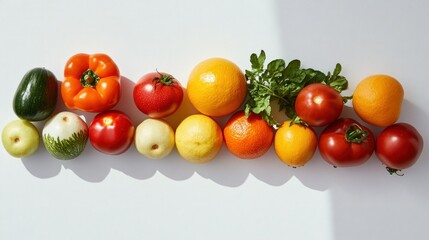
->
[1, 51, 424, 175]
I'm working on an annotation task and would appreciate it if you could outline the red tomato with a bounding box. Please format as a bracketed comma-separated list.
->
[376, 123, 424, 175]
[319, 118, 375, 167]
[89, 110, 135, 155]
[295, 83, 343, 127]
[133, 71, 184, 118]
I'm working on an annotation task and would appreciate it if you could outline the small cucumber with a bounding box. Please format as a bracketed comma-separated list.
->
[13, 67, 58, 121]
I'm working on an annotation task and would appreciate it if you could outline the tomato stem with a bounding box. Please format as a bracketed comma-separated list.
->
[386, 167, 404, 176]
[81, 69, 100, 87]
[342, 95, 353, 103]
[290, 115, 309, 127]
[345, 123, 368, 143]
[153, 69, 174, 88]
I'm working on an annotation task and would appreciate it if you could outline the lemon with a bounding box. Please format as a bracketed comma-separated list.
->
[175, 114, 223, 163]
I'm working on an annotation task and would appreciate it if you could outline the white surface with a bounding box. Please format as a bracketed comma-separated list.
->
[1, 0, 428, 239]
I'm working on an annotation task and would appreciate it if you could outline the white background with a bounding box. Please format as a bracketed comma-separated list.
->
[1, 0, 429, 239]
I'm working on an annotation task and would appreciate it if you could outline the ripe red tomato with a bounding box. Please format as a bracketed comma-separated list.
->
[133, 71, 184, 118]
[319, 118, 375, 167]
[295, 83, 343, 127]
[376, 123, 423, 175]
[89, 110, 135, 155]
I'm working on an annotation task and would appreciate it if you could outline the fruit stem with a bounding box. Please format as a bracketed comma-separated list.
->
[290, 115, 309, 127]
[345, 123, 368, 143]
[153, 69, 174, 88]
[386, 166, 404, 176]
[81, 69, 100, 87]
[342, 95, 353, 103]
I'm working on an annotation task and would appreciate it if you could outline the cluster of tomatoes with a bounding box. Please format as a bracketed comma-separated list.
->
[289, 79, 423, 175]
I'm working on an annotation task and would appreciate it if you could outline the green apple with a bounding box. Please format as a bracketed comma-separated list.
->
[42, 111, 88, 160]
[2, 119, 40, 158]
[135, 119, 175, 159]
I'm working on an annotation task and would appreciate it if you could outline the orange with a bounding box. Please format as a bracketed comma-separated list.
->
[274, 120, 317, 167]
[352, 74, 404, 127]
[223, 111, 274, 159]
[175, 114, 223, 163]
[187, 58, 247, 117]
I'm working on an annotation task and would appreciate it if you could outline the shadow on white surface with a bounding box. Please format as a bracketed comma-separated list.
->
[274, 0, 429, 239]
[19, 76, 297, 186]
[328, 99, 429, 240]
[2, 1, 428, 240]
[20, 76, 428, 190]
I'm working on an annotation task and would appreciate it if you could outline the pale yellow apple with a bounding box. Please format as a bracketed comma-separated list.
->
[2, 119, 40, 158]
[134, 119, 175, 159]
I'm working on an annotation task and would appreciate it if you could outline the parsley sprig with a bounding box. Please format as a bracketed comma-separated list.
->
[244, 50, 350, 126]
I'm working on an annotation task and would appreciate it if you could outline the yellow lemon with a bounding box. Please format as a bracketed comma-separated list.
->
[175, 114, 223, 163]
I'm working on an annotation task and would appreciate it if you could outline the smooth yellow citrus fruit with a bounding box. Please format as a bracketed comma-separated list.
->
[187, 58, 247, 117]
[274, 120, 317, 167]
[352, 74, 404, 127]
[175, 114, 223, 163]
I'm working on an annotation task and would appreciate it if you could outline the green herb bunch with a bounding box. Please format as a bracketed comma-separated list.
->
[244, 50, 350, 126]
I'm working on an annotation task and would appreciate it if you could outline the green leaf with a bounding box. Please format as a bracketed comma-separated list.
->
[245, 69, 254, 79]
[324, 63, 349, 92]
[250, 50, 266, 71]
[285, 59, 301, 77]
[329, 76, 348, 92]
[267, 59, 285, 73]
[250, 53, 260, 70]
[258, 50, 266, 67]
[333, 63, 342, 78]
[244, 50, 349, 127]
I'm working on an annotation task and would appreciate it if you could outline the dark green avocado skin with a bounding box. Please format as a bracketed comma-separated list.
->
[13, 67, 58, 121]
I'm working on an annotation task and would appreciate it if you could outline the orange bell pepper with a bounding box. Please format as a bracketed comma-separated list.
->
[61, 53, 121, 112]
